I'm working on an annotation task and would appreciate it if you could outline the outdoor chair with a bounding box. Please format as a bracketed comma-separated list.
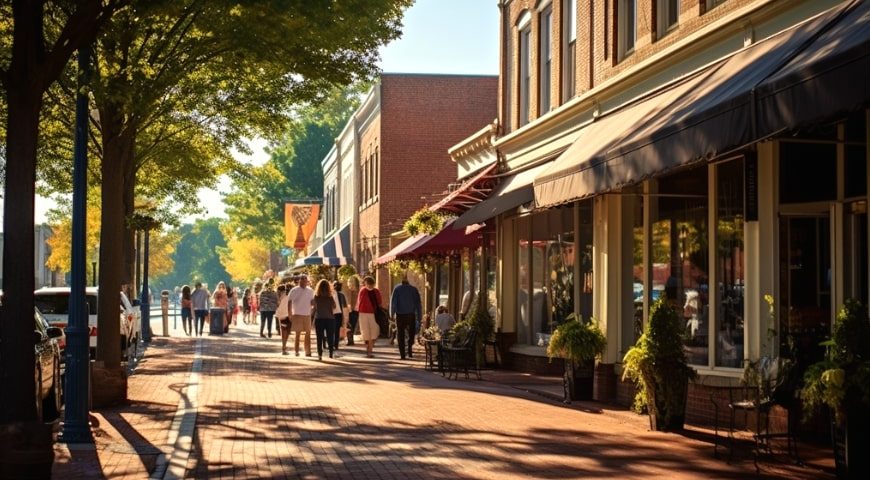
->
[711, 356, 799, 471]
[440, 329, 479, 380]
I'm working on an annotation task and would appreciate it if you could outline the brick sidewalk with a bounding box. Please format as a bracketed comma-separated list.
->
[52, 336, 197, 479]
[52, 323, 834, 479]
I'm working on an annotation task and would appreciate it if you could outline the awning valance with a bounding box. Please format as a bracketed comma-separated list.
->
[375, 219, 482, 265]
[293, 223, 352, 269]
[534, 0, 864, 208]
[428, 163, 498, 214]
[454, 163, 549, 228]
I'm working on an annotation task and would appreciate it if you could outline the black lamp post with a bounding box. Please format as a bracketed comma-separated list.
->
[132, 213, 159, 343]
[60, 45, 93, 444]
[91, 261, 97, 287]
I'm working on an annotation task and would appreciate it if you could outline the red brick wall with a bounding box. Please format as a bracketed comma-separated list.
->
[501, 0, 764, 132]
[358, 74, 498, 292]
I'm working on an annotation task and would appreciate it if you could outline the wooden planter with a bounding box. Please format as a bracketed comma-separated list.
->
[563, 360, 594, 402]
[833, 402, 870, 479]
[646, 374, 689, 432]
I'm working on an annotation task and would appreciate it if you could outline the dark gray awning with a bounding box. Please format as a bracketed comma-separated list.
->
[756, 1, 870, 135]
[454, 163, 548, 228]
[534, 1, 864, 208]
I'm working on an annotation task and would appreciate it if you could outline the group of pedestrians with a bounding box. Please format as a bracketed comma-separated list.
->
[179, 281, 241, 336]
[177, 272, 427, 362]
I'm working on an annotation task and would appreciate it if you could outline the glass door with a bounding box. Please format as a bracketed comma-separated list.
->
[779, 215, 832, 369]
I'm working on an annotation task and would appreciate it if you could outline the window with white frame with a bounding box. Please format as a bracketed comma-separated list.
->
[562, 0, 577, 102]
[519, 23, 531, 127]
[657, 0, 679, 39]
[619, 0, 637, 60]
[539, 5, 553, 114]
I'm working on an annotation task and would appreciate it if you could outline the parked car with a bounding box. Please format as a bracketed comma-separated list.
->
[34, 287, 141, 362]
[34, 307, 63, 422]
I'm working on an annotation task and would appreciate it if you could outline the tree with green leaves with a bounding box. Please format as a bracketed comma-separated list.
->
[155, 218, 232, 291]
[224, 82, 369, 249]
[0, 0, 128, 430]
[33, 0, 410, 370]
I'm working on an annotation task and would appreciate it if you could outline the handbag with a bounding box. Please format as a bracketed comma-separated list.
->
[367, 289, 389, 336]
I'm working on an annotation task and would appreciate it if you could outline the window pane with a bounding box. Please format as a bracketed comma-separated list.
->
[547, 208, 575, 331]
[578, 201, 593, 321]
[532, 212, 549, 345]
[845, 144, 867, 198]
[780, 142, 837, 203]
[540, 9, 552, 113]
[517, 216, 531, 345]
[520, 28, 531, 126]
[654, 166, 710, 366]
[622, 192, 644, 356]
[567, 0, 576, 42]
[716, 159, 745, 368]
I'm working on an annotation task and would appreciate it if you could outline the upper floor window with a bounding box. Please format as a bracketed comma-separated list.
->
[562, 0, 576, 102]
[706, 0, 727, 12]
[519, 24, 531, 127]
[618, 0, 637, 61]
[539, 6, 553, 114]
[657, 0, 679, 38]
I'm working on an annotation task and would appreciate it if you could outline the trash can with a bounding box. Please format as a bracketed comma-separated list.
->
[209, 309, 225, 335]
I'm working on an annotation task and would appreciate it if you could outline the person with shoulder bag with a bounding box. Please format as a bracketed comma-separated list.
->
[332, 281, 348, 352]
[356, 276, 384, 358]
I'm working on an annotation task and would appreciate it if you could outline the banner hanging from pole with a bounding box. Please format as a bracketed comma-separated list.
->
[284, 202, 320, 251]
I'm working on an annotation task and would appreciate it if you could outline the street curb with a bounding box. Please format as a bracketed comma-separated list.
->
[150, 337, 202, 480]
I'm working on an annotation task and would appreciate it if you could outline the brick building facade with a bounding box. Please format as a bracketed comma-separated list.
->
[355, 74, 498, 294]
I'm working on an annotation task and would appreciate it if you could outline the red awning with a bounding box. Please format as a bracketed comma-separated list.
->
[428, 163, 498, 214]
[375, 219, 482, 265]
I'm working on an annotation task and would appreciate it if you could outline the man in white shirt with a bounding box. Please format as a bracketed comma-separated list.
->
[288, 276, 315, 356]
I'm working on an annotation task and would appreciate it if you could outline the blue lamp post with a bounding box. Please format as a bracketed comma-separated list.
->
[60, 45, 93, 444]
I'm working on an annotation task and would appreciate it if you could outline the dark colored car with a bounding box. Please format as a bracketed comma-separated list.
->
[34, 307, 63, 422]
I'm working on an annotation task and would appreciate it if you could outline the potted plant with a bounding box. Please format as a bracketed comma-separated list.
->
[464, 291, 495, 368]
[547, 313, 607, 402]
[800, 299, 870, 479]
[622, 298, 697, 431]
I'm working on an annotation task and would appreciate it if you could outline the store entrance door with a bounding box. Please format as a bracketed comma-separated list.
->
[779, 215, 832, 369]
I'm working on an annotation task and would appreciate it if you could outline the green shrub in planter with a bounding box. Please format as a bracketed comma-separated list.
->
[464, 291, 495, 367]
[801, 299, 870, 479]
[622, 298, 696, 431]
[547, 314, 607, 402]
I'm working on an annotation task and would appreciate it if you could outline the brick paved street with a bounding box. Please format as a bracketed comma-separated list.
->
[53, 320, 834, 479]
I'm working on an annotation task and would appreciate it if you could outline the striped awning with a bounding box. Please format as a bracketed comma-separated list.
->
[293, 223, 352, 269]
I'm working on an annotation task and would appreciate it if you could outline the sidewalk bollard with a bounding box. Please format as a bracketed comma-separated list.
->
[161, 290, 170, 337]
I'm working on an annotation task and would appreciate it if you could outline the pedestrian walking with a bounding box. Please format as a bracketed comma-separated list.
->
[312, 279, 338, 361]
[251, 282, 261, 325]
[242, 287, 252, 324]
[211, 281, 228, 335]
[259, 280, 278, 338]
[227, 286, 238, 326]
[288, 276, 314, 356]
[346, 275, 360, 346]
[390, 275, 422, 359]
[180, 285, 193, 336]
[275, 284, 291, 354]
[332, 281, 348, 351]
[357, 276, 384, 358]
[191, 281, 210, 336]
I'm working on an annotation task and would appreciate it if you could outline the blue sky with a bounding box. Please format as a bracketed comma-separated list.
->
[28, 0, 500, 224]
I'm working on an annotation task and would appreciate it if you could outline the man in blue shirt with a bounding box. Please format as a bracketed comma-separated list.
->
[390, 275, 422, 360]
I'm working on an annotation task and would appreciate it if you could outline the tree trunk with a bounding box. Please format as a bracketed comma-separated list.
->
[123, 165, 136, 290]
[97, 106, 134, 369]
[0, 88, 42, 423]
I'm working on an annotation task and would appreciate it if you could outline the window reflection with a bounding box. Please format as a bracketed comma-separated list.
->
[653, 167, 710, 366]
[716, 159, 745, 367]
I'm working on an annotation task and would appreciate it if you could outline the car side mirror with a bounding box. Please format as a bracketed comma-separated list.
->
[46, 327, 64, 339]
[131, 299, 140, 307]
[34, 330, 45, 344]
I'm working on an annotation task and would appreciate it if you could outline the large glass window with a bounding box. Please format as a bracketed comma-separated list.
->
[716, 159, 745, 367]
[516, 207, 577, 347]
[652, 167, 710, 366]
[517, 216, 531, 344]
[622, 191, 644, 356]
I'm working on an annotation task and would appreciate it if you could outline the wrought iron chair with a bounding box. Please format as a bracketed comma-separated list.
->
[440, 328, 479, 380]
[711, 357, 799, 471]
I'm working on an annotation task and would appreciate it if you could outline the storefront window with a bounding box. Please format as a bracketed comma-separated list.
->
[531, 213, 549, 345]
[622, 192, 644, 356]
[485, 232, 498, 321]
[715, 159, 745, 368]
[436, 263, 449, 310]
[577, 202, 593, 321]
[517, 216, 531, 345]
[653, 167, 710, 366]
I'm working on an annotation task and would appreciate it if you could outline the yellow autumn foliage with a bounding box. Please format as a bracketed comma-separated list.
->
[220, 236, 271, 283]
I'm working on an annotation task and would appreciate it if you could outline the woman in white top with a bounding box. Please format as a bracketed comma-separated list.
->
[433, 305, 455, 333]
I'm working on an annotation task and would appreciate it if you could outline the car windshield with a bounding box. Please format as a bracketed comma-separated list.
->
[34, 294, 98, 315]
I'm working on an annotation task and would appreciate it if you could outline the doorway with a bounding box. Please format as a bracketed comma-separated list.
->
[778, 215, 831, 369]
